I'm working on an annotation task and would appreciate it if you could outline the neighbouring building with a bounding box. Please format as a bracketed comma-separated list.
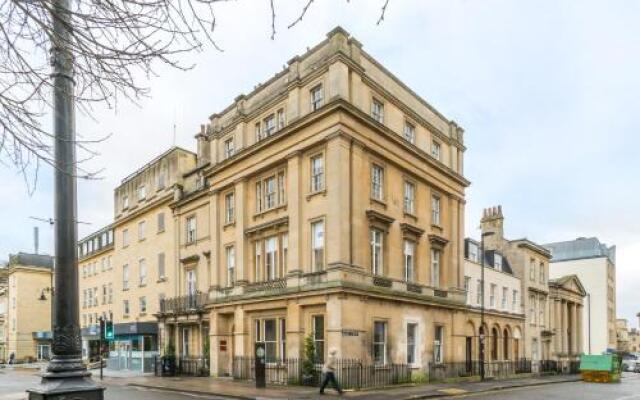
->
[0, 253, 53, 362]
[463, 238, 525, 361]
[478, 206, 585, 364]
[77, 146, 197, 373]
[617, 318, 630, 352]
[544, 237, 617, 354]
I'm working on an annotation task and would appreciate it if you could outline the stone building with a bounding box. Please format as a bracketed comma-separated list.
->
[0, 253, 53, 362]
[77, 146, 197, 373]
[616, 318, 630, 352]
[0, 268, 7, 362]
[544, 237, 617, 354]
[477, 206, 585, 363]
[149, 26, 469, 376]
[463, 239, 525, 361]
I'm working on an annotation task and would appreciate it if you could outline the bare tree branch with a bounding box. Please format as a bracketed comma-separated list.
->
[377, 0, 390, 25]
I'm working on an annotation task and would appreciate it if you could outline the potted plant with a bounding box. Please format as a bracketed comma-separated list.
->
[301, 334, 317, 386]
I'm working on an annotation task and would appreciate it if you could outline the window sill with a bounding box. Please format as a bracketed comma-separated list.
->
[403, 212, 418, 221]
[123, 315, 130, 319]
[253, 204, 287, 219]
[370, 197, 387, 208]
[139, 284, 147, 288]
[157, 278, 167, 283]
[157, 229, 165, 234]
[139, 312, 147, 317]
[306, 189, 326, 200]
[431, 223, 443, 231]
[223, 221, 236, 229]
[138, 237, 146, 242]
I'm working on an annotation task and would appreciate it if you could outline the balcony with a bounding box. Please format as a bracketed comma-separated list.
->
[159, 293, 208, 315]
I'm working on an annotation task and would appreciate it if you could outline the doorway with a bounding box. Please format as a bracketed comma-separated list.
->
[465, 337, 473, 373]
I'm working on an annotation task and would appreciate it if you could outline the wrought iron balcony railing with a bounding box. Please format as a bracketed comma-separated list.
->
[159, 293, 208, 314]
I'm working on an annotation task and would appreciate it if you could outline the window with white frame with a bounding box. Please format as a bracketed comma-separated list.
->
[254, 318, 286, 362]
[282, 233, 288, 275]
[494, 253, 503, 270]
[137, 185, 146, 201]
[254, 241, 262, 282]
[431, 249, 441, 288]
[122, 229, 129, 247]
[530, 259, 536, 281]
[157, 212, 165, 233]
[431, 141, 441, 160]
[225, 192, 235, 224]
[279, 319, 287, 359]
[371, 164, 384, 201]
[464, 276, 471, 302]
[255, 122, 263, 141]
[403, 121, 416, 144]
[277, 108, 285, 130]
[370, 228, 383, 275]
[224, 137, 235, 159]
[122, 195, 129, 210]
[123, 299, 130, 316]
[310, 84, 323, 111]
[502, 287, 508, 309]
[539, 298, 545, 326]
[468, 242, 479, 263]
[476, 280, 482, 305]
[434, 325, 444, 363]
[226, 245, 235, 286]
[311, 154, 324, 192]
[102, 285, 107, 305]
[186, 216, 197, 244]
[403, 181, 415, 214]
[311, 220, 325, 271]
[489, 284, 496, 308]
[265, 236, 277, 280]
[123, 264, 129, 290]
[108, 283, 113, 304]
[138, 220, 146, 241]
[371, 99, 384, 123]
[539, 262, 545, 284]
[407, 322, 418, 365]
[431, 195, 441, 225]
[373, 321, 387, 365]
[158, 252, 166, 280]
[264, 114, 276, 137]
[139, 259, 147, 286]
[255, 172, 286, 212]
[403, 239, 415, 282]
[139, 296, 147, 314]
[512, 290, 518, 311]
[313, 315, 325, 363]
[264, 176, 276, 209]
[530, 294, 536, 324]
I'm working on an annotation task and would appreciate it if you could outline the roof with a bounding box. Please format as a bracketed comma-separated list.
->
[549, 274, 587, 297]
[483, 250, 514, 274]
[8, 252, 54, 269]
[543, 237, 616, 264]
[119, 146, 195, 185]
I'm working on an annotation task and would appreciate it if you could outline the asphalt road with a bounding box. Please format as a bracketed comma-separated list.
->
[0, 368, 233, 400]
[458, 372, 640, 400]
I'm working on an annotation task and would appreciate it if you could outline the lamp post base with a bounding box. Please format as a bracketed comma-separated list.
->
[27, 370, 104, 400]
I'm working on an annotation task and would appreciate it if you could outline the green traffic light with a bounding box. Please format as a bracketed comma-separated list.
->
[104, 321, 114, 340]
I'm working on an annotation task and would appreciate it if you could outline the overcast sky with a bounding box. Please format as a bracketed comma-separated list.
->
[1, 0, 638, 327]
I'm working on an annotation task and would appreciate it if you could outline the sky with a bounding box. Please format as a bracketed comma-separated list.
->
[1, 0, 638, 326]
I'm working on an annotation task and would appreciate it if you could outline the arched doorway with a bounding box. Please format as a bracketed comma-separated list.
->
[464, 321, 475, 372]
[491, 328, 499, 360]
[503, 328, 510, 360]
[513, 327, 522, 361]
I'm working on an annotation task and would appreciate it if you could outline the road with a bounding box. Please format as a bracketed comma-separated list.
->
[458, 372, 640, 400]
[0, 368, 233, 400]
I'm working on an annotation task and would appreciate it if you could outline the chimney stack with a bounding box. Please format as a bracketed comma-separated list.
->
[480, 205, 504, 250]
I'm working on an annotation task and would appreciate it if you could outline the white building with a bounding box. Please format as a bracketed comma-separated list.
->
[544, 237, 617, 355]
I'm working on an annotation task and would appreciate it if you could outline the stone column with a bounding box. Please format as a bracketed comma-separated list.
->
[286, 152, 302, 275]
[326, 134, 351, 268]
[576, 304, 583, 354]
[234, 307, 246, 357]
[210, 190, 220, 289]
[234, 178, 247, 284]
[561, 301, 568, 355]
[555, 300, 561, 354]
[570, 303, 578, 355]
[286, 302, 302, 359]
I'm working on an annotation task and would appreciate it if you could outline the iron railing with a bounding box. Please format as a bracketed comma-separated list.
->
[244, 278, 287, 294]
[232, 357, 412, 390]
[428, 359, 532, 382]
[159, 293, 208, 314]
[537, 359, 580, 375]
[154, 356, 209, 377]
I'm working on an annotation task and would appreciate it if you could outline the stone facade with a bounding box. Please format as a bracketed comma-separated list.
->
[478, 206, 584, 362]
[0, 253, 53, 362]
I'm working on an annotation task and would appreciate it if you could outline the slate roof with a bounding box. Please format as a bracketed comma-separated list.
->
[543, 237, 616, 264]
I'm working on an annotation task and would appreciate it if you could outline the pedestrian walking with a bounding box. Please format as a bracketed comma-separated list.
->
[319, 348, 343, 395]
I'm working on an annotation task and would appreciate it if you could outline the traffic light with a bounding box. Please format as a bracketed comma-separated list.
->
[104, 320, 114, 341]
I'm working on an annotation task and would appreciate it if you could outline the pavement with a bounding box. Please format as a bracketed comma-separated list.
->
[3, 367, 640, 400]
[120, 373, 583, 399]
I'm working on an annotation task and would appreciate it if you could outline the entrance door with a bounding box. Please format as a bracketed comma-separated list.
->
[182, 327, 190, 357]
[465, 337, 473, 373]
[119, 341, 132, 370]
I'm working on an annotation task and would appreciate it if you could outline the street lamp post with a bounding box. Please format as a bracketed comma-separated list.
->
[27, 1, 104, 398]
[479, 231, 494, 382]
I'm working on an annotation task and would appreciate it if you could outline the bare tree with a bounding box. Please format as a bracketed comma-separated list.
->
[0, 0, 391, 191]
